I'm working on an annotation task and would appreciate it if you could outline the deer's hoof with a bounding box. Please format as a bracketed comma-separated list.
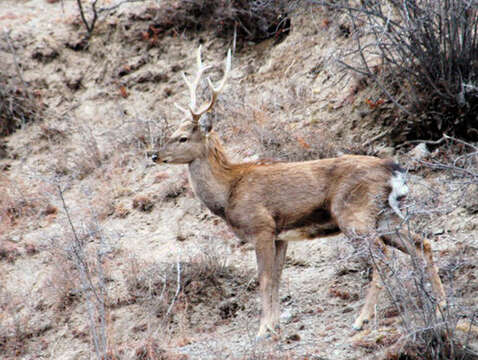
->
[256, 326, 280, 342]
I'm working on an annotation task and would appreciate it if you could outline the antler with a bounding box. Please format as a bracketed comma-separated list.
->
[180, 46, 232, 123]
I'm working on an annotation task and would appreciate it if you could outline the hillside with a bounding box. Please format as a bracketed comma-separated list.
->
[1, 1, 477, 359]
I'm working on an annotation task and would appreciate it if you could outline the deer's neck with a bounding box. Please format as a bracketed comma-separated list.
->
[188, 133, 235, 219]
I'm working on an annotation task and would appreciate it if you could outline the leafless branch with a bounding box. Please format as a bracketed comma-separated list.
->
[98, 0, 147, 13]
[164, 259, 182, 321]
[3, 29, 28, 91]
[76, 0, 99, 38]
[57, 184, 109, 358]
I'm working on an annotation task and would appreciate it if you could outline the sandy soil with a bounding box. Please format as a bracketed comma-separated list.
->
[1, 1, 477, 359]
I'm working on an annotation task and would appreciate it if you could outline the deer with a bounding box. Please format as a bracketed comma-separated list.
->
[149, 46, 446, 339]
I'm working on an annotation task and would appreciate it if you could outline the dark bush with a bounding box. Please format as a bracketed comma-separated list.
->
[146, 0, 292, 45]
[320, 0, 478, 142]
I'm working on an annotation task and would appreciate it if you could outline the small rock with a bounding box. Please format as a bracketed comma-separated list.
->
[65, 69, 83, 91]
[408, 143, 430, 162]
[280, 308, 293, 322]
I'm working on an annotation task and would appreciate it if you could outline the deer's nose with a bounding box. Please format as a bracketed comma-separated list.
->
[151, 153, 159, 163]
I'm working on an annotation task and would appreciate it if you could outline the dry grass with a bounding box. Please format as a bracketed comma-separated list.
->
[0, 176, 56, 238]
[123, 245, 255, 342]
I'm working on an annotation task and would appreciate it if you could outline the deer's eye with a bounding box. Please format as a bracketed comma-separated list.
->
[179, 137, 188, 143]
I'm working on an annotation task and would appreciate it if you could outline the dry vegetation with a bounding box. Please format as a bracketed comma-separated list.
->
[0, 0, 477, 359]
[314, 0, 478, 142]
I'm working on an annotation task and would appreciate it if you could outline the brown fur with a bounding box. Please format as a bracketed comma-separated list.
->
[150, 47, 445, 338]
[154, 129, 445, 337]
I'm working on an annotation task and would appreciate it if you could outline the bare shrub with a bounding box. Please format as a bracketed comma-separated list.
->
[1, 30, 45, 138]
[75, 0, 99, 39]
[0, 292, 28, 357]
[113, 115, 167, 151]
[57, 124, 103, 180]
[415, 135, 478, 186]
[132, 195, 154, 212]
[125, 245, 253, 339]
[53, 185, 116, 358]
[74, 0, 148, 41]
[316, 0, 478, 142]
[365, 140, 478, 360]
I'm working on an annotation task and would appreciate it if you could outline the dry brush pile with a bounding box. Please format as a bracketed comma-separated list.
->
[314, 0, 478, 142]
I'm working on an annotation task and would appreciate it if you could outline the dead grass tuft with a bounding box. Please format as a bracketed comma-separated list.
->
[0, 176, 54, 236]
[132, 195, 154, 212]
[0, 241, 20, 263]
[125, 246, 254, 338]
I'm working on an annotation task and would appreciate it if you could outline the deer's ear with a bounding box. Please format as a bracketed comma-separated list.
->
[199, 114, 212, 134]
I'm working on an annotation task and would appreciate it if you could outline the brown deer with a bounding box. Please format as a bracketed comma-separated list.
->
[150, 46, 446, 338]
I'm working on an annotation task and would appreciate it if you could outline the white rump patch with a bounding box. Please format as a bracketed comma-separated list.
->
[389, 171, 409, 219]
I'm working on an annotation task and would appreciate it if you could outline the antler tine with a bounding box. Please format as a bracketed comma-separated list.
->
[182, 45, 212, 117]
[174, 102, 189, 117]
[191, 48, 232, 120]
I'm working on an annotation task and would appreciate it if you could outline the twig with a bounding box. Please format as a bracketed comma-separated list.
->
[443, 134, 478, 152]
[419, 160, 478, 180]
[76, 0, 98, 38]
[3, 29, 28, 91]
[164, 259, 182, 320]
[232, 22, 237, 56]
[362, 129, 391, 147]
[284, 58, 296, 77]
[57, 184, 108, 357]
[398, 136, 447, 148]
[98, 0, 147, 13]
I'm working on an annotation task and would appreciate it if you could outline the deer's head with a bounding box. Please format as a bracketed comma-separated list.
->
[151, 46, 231, 164]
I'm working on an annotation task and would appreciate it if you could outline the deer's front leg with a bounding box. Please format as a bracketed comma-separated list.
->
[255, 232, 278, 338]
[272, 240, 288, 326]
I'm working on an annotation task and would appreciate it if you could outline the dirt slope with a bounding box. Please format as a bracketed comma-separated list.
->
[1, 1, 477, 359]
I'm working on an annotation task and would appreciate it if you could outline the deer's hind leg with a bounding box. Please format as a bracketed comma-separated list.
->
[379, 219, 446, 301]
[334, 207, 390, 331]
[351, 237, 389, 331]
